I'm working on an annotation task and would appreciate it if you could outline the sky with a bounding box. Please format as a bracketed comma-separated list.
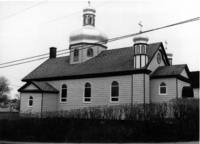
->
[0, 0, 199, 99]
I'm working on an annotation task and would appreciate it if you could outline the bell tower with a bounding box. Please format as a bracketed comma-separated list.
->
[133, 36, 149, 69]
[83, 1, 95, 26]
[69, 1, 108, 64]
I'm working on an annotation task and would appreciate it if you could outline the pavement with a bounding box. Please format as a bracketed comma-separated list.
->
[0, 141, 199, 144]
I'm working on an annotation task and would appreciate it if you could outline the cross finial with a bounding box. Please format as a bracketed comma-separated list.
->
[138, 21, 143, 33]
[88, 1, 91, 7]
[165, 40, 168, 50]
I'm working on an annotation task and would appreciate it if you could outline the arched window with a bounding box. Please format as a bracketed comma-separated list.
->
[74, 49, 79, 61]
[29, 96, 33, 106]
[111, 81, 119, 102]
[61, 84, 67, 102]
[87, 48, 93, 57]
[84, 82, 91, 102]
[159, 82, 167, 95]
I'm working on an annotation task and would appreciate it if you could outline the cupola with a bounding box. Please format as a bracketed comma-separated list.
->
[69, 1, 108, 64]
[133, 36, 149, 69]
[69, 1, 108, 46]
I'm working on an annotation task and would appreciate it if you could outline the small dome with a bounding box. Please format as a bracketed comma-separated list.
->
[133, 36, 149, 44]
[69, 25, 108, 45]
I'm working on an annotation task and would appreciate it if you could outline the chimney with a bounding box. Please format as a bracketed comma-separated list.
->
[49, 47, 57, 59]
[167, 53, 173, 65]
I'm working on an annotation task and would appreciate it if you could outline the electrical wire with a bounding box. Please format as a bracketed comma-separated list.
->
[0, 49, 68, 66]
[0, 17, 199, 69]
[0, 0, 48, 21]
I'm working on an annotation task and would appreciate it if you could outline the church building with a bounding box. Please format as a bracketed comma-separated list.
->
[18, 4, 192, 114]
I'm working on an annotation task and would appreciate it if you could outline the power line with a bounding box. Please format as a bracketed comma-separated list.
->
[0, 1, 48, 21]
[0, 17, 199, 69]
[0, 52, 67, 68]
[0, 49, 68, 66]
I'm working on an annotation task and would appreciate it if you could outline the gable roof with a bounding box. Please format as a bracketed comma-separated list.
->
[190, 71, 199, 88]
[18, 81, 59, 93]
[22, 42, 164, 81]
[150, 64, 191, 83]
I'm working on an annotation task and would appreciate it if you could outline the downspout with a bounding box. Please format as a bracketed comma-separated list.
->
[41, 92, 44, 118]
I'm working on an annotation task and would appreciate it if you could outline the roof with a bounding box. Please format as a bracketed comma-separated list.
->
[151, 64, 190, 83]
[190, 71, 199, 88]
[18, 81, 59, 93]
[23, 42, 163, 81]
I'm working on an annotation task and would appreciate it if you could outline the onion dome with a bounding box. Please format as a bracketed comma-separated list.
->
[69, 1, 108, 46]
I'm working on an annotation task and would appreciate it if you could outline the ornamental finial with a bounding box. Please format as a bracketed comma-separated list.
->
[88, 1, 91, 7]
[138, 21, 143, 33]
[165, 40, 168, 50]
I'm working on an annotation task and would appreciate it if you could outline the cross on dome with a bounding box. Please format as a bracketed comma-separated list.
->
[138, 21, 143, 33]
[88, 1, 91, 7]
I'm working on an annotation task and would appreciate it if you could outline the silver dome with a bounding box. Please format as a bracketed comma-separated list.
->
[69, 25, 108, 45]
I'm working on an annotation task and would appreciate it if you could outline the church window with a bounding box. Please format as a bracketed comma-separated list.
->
[61, 84, 67, 102]
[88, 16, 92, 25]
[87, 48, 93, 57]
[159, 82, 167, 95]
[29, 96, 33, 106]
[141, 45, 146, 53]
[74, 49, 79, 61]
[111, 81, 119, 102]
[157, 52, 161, 64]
[84, 82, 91, 102]
[135, 45, 140, 54]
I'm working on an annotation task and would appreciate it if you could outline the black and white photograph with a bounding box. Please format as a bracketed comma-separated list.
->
[0, 0, 199, 143]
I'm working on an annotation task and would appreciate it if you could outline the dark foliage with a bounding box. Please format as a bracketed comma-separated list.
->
[0, 99, 199, 142]
[182, 86, 194, 98]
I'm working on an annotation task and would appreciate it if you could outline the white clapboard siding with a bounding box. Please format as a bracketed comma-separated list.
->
[147, 50, 165, 72]
[150, 78, 177, 103]
[20, 93, 42, 113]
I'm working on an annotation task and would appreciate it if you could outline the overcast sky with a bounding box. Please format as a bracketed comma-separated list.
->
[0, 0, 199, 98]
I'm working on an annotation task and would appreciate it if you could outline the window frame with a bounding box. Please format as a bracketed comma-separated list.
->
[110, 81, 119, 103]
[28, 96, 33, 107]
[60, 84, 67, 103]
[83, 82, 92, 103]
[134, 45, 141, 54]
[73, 49, 79, 62]
[159, 82, 167, 95]
[87, 48, 94, 57]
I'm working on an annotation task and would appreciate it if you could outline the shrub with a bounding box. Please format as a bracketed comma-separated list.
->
[1, 99, 198, 142]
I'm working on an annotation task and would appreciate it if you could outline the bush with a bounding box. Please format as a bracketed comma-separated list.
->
[0, 99, 199, 142]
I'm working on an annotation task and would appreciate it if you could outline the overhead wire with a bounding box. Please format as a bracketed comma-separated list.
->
[0, 17, 199, 69]
[0, 0, 48, 21]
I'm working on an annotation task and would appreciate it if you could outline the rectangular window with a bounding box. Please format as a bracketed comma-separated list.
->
[159, 82, 167, 95]
[136, 56, 140, 68]
[160, 87, 166, 94]
[135, 45, 140, 54]
[74, 49, 79, 62]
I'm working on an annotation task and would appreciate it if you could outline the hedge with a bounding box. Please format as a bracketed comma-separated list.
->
[0, 98, 199, 142]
